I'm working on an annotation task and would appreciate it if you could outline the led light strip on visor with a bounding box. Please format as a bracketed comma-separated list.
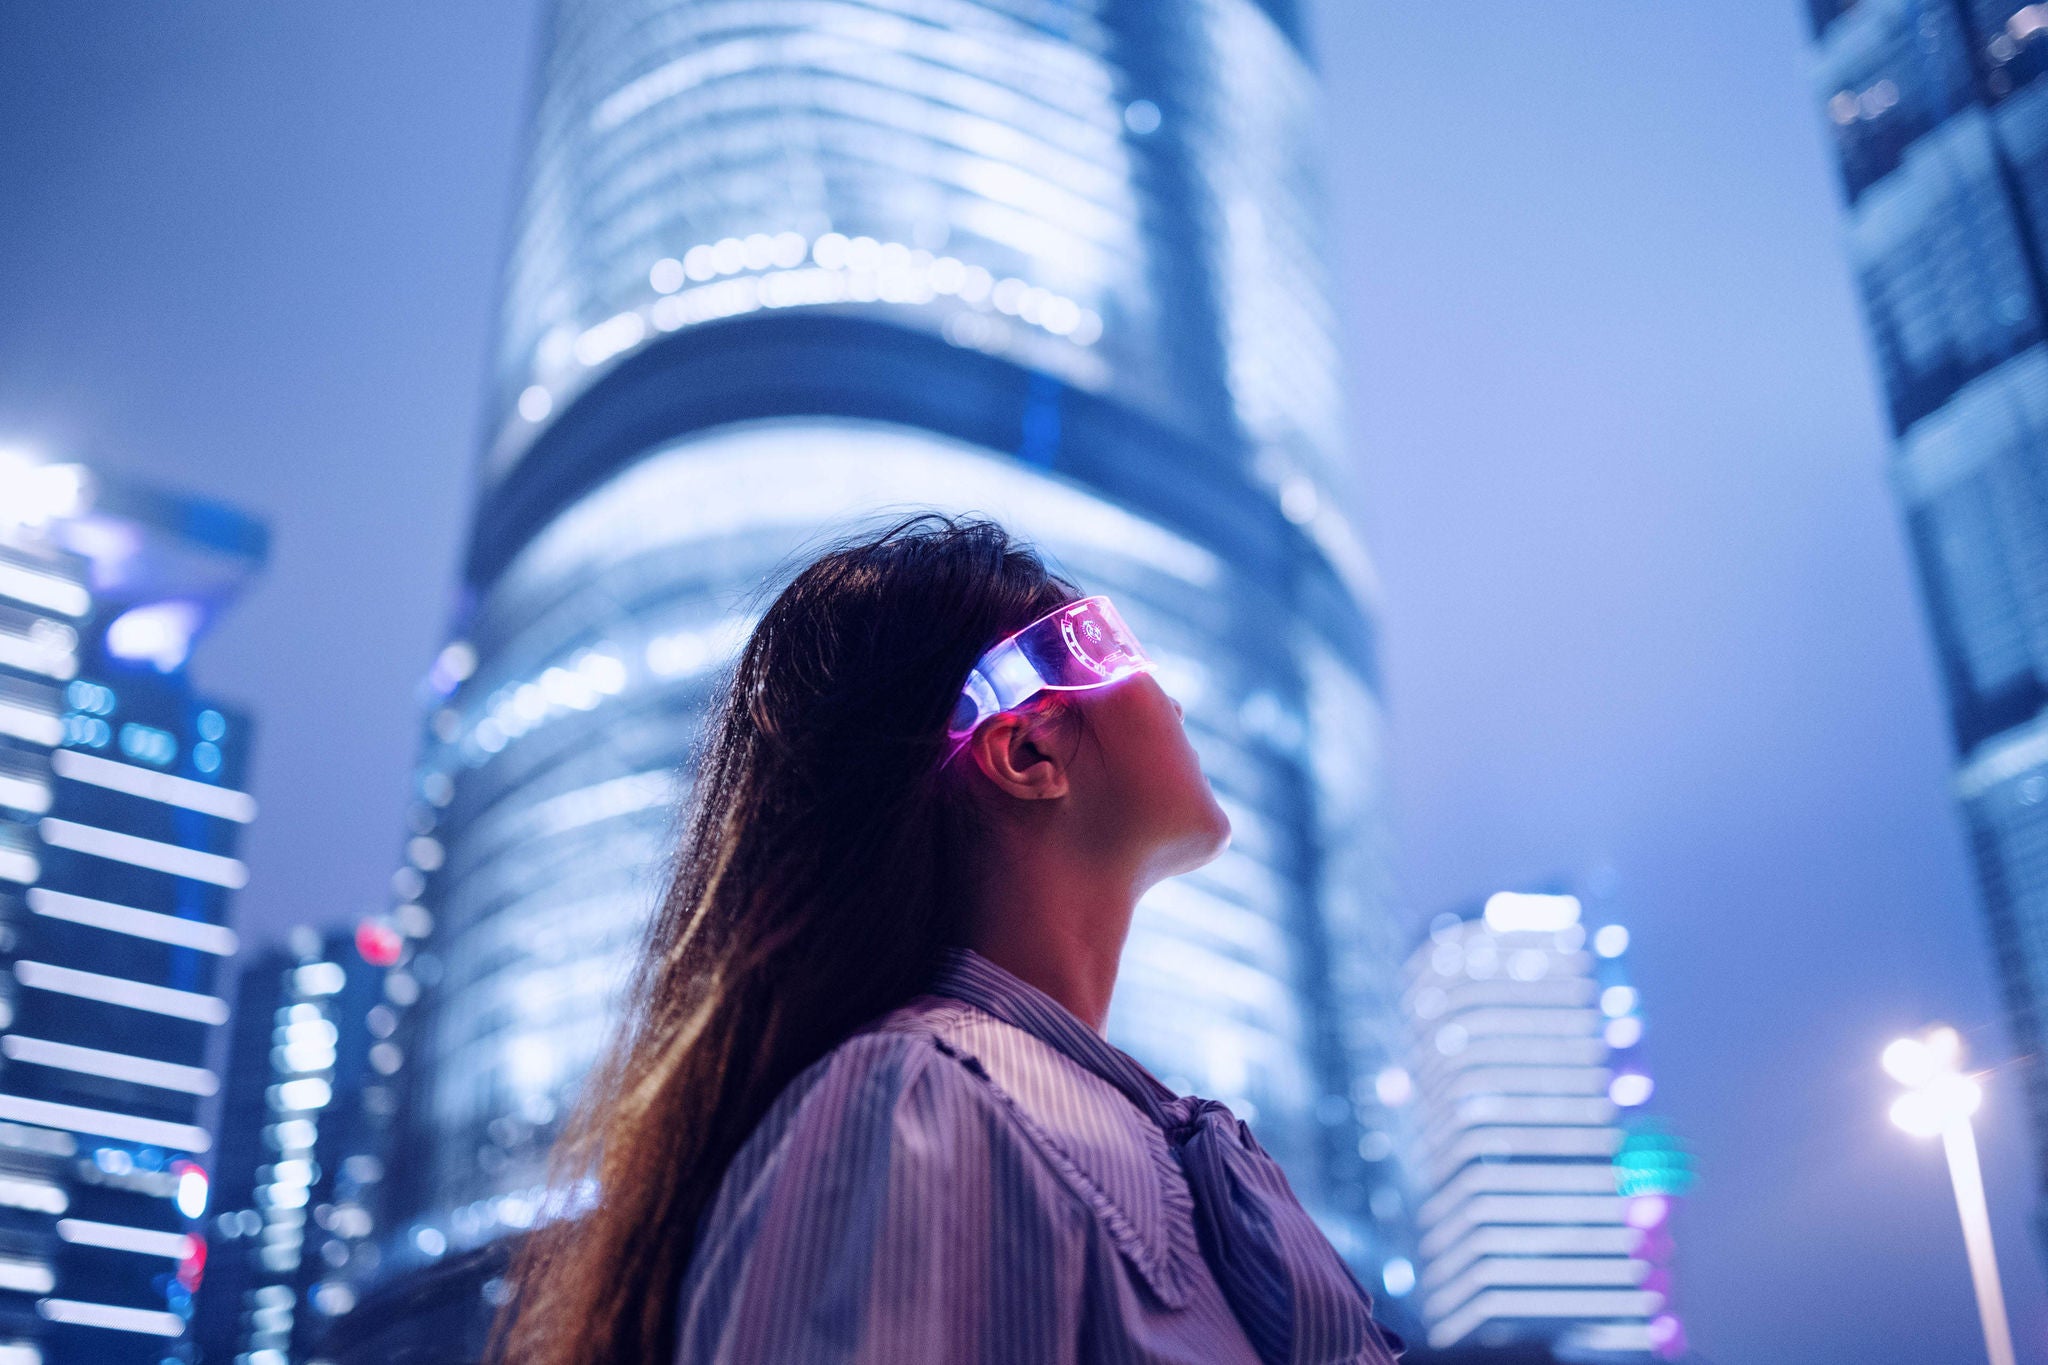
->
[947, 596, 1154, 751]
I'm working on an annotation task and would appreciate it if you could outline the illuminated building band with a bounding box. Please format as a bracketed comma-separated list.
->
[462, 311, 1379, 653]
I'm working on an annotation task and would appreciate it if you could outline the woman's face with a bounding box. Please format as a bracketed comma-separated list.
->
[1067, 671, 1232, 884]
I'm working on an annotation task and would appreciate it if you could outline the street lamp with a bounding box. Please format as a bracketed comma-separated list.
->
[1882, 1026, 2016, 1365]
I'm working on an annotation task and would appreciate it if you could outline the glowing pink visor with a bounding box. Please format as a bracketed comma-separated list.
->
[948, 596, 1154, 744]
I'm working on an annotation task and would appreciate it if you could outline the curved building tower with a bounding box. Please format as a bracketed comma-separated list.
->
[366, 0, 1406, 1322]
[1810, 0, 2048, 1252]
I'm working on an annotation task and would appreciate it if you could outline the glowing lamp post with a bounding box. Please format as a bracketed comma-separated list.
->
[1881, 1027, 2015, 1365]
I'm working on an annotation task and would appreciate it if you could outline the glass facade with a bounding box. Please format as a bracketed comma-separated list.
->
[0, 459, 265, 1364]
[1398, 894, 1683, 1361]
[194, 927, 395, 1364]
[1812, 0, 2048, 1239]
[370, 0, 1404, 1313]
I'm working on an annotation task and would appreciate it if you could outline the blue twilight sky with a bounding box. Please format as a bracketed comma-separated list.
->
[1, 3, 2042, 1360]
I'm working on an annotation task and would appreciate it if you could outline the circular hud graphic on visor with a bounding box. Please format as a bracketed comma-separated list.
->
[947, 596, 1153, 746]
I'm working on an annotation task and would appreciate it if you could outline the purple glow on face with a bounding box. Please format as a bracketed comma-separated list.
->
[106, 600, 202, 672]
[1625, 1194, 1672, 1230]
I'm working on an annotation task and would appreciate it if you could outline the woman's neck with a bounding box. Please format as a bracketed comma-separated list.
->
[964, 854, 1137, 1034]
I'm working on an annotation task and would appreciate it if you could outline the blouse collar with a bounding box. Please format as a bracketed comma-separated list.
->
[928, 946, 1178, 1126]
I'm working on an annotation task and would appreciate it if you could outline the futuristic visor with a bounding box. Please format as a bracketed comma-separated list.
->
[947, 595, 1154, 748]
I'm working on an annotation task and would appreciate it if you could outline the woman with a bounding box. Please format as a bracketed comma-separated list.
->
[496, 517, 1402, 1365]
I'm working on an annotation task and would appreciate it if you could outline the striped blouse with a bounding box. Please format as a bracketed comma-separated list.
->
[674, 948, 1401, 1364]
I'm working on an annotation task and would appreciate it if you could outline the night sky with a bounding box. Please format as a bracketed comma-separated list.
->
[2, 3, 2043, 1359]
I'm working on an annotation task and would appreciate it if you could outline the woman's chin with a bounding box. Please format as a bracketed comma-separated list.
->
[1166, 801, 1232, 875]
[1205, 799, 1233, 857]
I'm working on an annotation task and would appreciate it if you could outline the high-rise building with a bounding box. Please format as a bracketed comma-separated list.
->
[363, 0, 1404, 1320]
[193, 925, 398, 1365]
[190, 943, 292, 1365]
[1809, 0, 2048, 1243]
[1397, 892, 1685, 1361]
[0, 451, 265, 1364]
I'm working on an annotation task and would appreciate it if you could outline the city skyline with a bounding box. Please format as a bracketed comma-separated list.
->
[3, 3, 2045, 1361]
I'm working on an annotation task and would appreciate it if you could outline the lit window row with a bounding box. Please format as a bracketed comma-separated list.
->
[508, 229, 1103, 438]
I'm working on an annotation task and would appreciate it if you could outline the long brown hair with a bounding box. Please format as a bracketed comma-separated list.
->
[492, 516, 1074, 1364]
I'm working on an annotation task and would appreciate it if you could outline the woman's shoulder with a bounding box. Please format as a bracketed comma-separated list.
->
[865, 994, 1200, 1310]
[705, 997, 1031, 1206]
[677, 1006, 1104, 1363]
[783, 994, 996, 1120]
[692, 994, 1200, 1313]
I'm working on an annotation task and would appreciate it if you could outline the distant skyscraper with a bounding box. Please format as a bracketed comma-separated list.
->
[1398, 892, 1685, 1361]
[367, 0, 1404, 1311]
[1809, 0, 2048, 1241]
[194, 925, 396, 1365]
[190, 942, 292, 1365]
[0, 451, 264, 1364]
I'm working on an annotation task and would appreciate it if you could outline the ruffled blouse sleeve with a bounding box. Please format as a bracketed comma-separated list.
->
[674, 1030, 1090, 1364]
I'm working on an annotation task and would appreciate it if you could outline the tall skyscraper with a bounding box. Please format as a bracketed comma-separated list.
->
[368, 0, 1403, 1314]
[1809, 0, 2048, 1242]
[0, 451, 265, 1364]
[1397, 892, 1685, 1361]
[193, 925, 397, 1365]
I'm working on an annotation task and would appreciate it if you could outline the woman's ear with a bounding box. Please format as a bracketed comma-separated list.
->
[966, 707, 1072, 801]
